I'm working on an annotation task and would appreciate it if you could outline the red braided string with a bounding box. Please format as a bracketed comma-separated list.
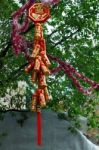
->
[37, 112, 42, 146]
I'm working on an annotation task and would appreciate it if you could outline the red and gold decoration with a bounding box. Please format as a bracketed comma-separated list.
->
[29, 3, 50, 23]
[25, 2, 51, 145]
[27, 2, 50, 112]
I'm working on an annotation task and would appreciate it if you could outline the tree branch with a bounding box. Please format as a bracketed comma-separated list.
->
[52, 29, 80, 48]
[0, 41, 11, 58]
[5, 62, 28, 83]
[0, 23, 34, 60]
[0, 109, 30, 113]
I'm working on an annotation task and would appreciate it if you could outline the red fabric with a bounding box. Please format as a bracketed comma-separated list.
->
[37, 112, 42, 146]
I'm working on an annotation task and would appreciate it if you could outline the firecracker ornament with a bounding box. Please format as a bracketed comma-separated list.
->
[26, 2, 51, 145]
[11, 0, 99, 146]
[27, 2, 51, 113]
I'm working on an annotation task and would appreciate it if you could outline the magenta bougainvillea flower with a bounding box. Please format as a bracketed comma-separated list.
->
[41, 0, 59, 5]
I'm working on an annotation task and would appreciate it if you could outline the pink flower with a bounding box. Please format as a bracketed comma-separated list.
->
[41, 0, 59, 5]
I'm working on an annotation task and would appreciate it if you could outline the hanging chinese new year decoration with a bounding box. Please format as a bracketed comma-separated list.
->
[11, 0, 99, 146]
[27, 3, 50, 110]
[25, 2, 51, 145]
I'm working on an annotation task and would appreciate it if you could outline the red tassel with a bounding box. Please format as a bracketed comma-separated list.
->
[37, 111, 42, 146]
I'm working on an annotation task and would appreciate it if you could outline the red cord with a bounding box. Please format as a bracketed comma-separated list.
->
[37, 111, 42, 146]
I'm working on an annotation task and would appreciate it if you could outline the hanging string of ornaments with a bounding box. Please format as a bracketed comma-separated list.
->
[12, 0, 99, 146]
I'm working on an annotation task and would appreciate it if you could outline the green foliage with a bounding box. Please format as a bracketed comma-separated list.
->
[0, 0, 99, 130]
